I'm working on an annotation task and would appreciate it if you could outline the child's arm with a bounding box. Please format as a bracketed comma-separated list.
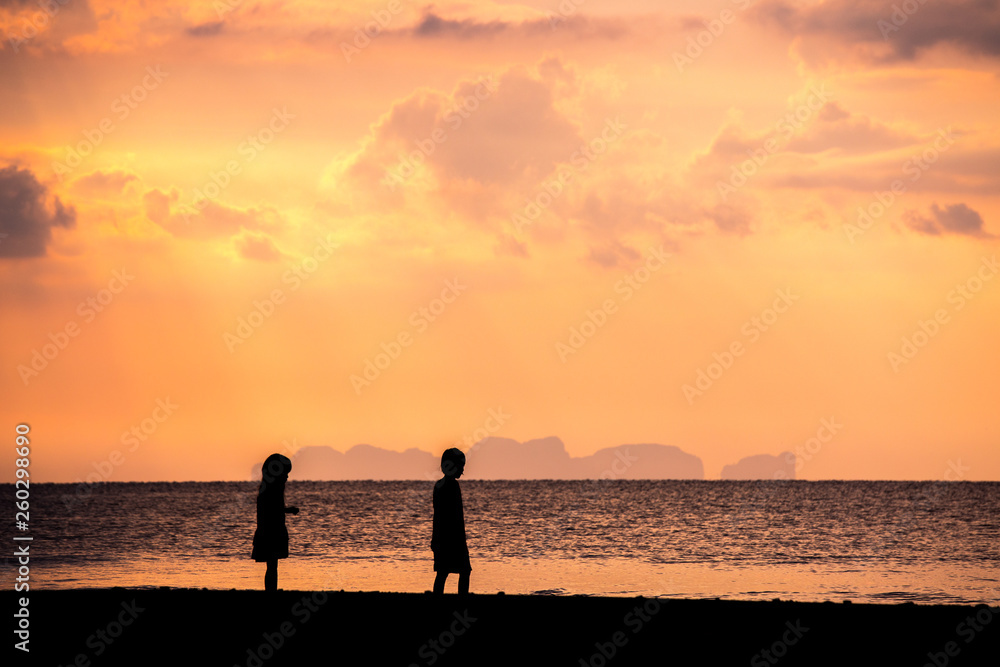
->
[284, 506, 299, 514]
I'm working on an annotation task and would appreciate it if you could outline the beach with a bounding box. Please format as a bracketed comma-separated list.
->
[7, 589, 998, 666]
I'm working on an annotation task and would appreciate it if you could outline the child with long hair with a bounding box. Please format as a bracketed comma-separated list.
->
[251, 453, 299, 591]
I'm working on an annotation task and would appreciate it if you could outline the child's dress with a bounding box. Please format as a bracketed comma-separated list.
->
[432, 476, 471, 573]
[251, 486, 289, 561]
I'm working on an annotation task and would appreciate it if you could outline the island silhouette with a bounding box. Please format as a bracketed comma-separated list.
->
[254, 436, 797, 480]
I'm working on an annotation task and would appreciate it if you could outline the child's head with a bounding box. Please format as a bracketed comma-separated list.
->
[441, 448, 466, 478]
[261, 453, 292, 491]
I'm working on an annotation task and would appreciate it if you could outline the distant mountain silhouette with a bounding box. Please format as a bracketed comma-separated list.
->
[275, 437, 705, 480]
[577, 443, 704, 479]
[288, 445, 439, 480]
[720, 452, 795, 480]
[463, 437, 704, 480]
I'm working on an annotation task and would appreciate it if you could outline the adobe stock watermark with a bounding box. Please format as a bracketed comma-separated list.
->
[717, 83, 832, 202]
[4, 0, 69, 53]
[17, 269, 134, 386]
[843, 126, 956, 243]
[396, 406, 513, 515]
[191, 437, 298, 548]
[783, 417, 842, 477]
[511, 117, 627, 236]
[683, 288, 799, 404]
[235, 586, 338, 667]
[51, 67, 168, 181]
[408, 610, 477, 666]
[180, 107, 295, 222]
[578, 597, 661, 666]
[51, 600, 145, 665]
[887, 255, 997, 372]
[61, 398, 180, 510]
[382, 75, 498, 192]
[455, 407, 511, 454]
[864, 458, 969, 560]
[546, 0, 586, 28]
[922, 605, 995, 667]
[214, 0, 243, 19]
[340, 0, 414, 63]
[350, 278, 467, 394]
[225, 234, 339, 352]
[878, 0, 929, 39]
[673, 0, 755, 73]
[555, 245, 670, 362]
[750, 619, 809, 666]
[726, 416, 842, 536]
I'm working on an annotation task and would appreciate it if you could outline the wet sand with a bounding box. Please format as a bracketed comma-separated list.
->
[7, 589, 997, 666]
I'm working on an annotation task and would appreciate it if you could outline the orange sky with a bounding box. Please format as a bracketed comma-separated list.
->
[1, 0, 998, 481]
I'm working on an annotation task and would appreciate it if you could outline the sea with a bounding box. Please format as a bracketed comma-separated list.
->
[3, 480, 998, 605]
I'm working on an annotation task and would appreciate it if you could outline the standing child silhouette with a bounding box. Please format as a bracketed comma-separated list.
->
[432, 448, 471, 595]
[252, 453, 299, 591]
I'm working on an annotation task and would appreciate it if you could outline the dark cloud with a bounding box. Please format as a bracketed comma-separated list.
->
[753, 0, 1000, 63]
[414, 13, 509, 38]
[410, 11, 627, 40]
[0, 165, 76, 258]
[187, 21, 224, 37]
[904, 203, 994, 237]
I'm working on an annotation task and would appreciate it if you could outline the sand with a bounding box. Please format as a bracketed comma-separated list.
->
[6, 589, 997, 666]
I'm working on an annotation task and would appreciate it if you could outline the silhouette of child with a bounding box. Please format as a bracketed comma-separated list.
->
[432, 448, 471, 595]
[251, 453, 299, 591]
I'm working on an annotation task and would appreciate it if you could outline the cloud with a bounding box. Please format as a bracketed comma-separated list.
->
[572, 182, 693, 240]
[142, 188, 282, 239]
[70, 169, 139, 196]
[235, 231, 284, 261]
[340, 65, 584, 196]
[494, 234, 529, 258]
[687, 100, 976, 205]
[0, 0, 98, 52]
[142, 188, 175, 226]
[904, 203, 994, 238]
[186, 21, 224, 37]
[587, 240, 640, 268]
[707, 204, 752, 236]
[410, 11, 628, 41]
[691, 101, 911, 182]
[783, 103, 915, 154]
[0, 165, 76, 258]
[413, 13, 511, 39]
[752, 0, 1000, 64]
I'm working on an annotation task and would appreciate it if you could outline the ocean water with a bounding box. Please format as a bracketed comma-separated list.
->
[3, 480, 998, 604]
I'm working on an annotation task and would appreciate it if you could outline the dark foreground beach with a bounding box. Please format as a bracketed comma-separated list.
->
[7, 589, 998, 666]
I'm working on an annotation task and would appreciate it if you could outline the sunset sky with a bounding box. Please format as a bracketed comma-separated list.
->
[1, 0, 998, 482]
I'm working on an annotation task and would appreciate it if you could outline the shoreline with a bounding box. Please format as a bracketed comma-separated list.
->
[7, 589, 998, 665]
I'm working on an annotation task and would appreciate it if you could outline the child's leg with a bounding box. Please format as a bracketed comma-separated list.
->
[458, 571, 470, 596]
[433, 571, 448, 594]
[265, 560, 278, 591]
